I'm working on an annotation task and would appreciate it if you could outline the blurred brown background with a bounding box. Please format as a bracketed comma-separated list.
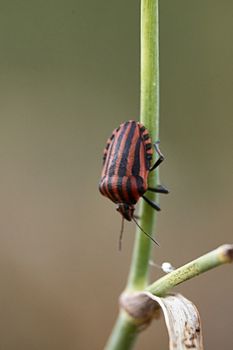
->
[0, 1, 232, 349]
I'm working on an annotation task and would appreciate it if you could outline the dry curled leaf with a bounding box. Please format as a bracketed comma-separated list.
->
[143, 292, 204, 350]
[120, 291, 203, 349]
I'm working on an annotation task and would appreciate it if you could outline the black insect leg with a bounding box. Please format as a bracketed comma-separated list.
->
[142, 195, 161, 211]
[147, 185, 169, 194]
[149, 141, 164, 172]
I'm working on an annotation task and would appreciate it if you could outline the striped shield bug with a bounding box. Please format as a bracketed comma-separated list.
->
[99, 120, 168, 248]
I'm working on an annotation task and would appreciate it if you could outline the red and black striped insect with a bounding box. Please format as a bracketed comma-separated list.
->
[99, 120, 168, 247]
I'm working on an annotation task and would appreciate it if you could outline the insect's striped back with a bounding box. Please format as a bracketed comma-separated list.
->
[99, 120, 153, 205]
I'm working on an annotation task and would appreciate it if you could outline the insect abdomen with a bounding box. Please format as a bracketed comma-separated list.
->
[99, 175, 147, 205]
[99, 120, 153, 205]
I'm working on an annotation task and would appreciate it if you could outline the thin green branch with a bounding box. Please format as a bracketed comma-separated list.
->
[127, 0, 160, 291]
[104, 311, 137, 350]
[105, 245, 233, 350]
[104, 1, 160, 348]
[146, 244, 233, 296]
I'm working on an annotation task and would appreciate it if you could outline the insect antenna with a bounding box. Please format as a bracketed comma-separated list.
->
[118, 216, 125, 251]
[132, 216, 160, 246]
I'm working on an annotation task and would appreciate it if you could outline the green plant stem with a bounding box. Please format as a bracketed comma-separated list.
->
[104, 1, 160, 348]
[104, 311, 137, 350]
[146, 244, 233, 296]
[105, 244, 233, 350]
[127, 0, 160, 291]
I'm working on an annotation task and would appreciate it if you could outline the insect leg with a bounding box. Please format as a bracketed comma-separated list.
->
[147, 185, 169, 194]
[149, 141, 164, 172]
[142, 195, 161, 211]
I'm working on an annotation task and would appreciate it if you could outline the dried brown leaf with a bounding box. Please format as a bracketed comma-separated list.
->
[143, 292, 204, 349]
